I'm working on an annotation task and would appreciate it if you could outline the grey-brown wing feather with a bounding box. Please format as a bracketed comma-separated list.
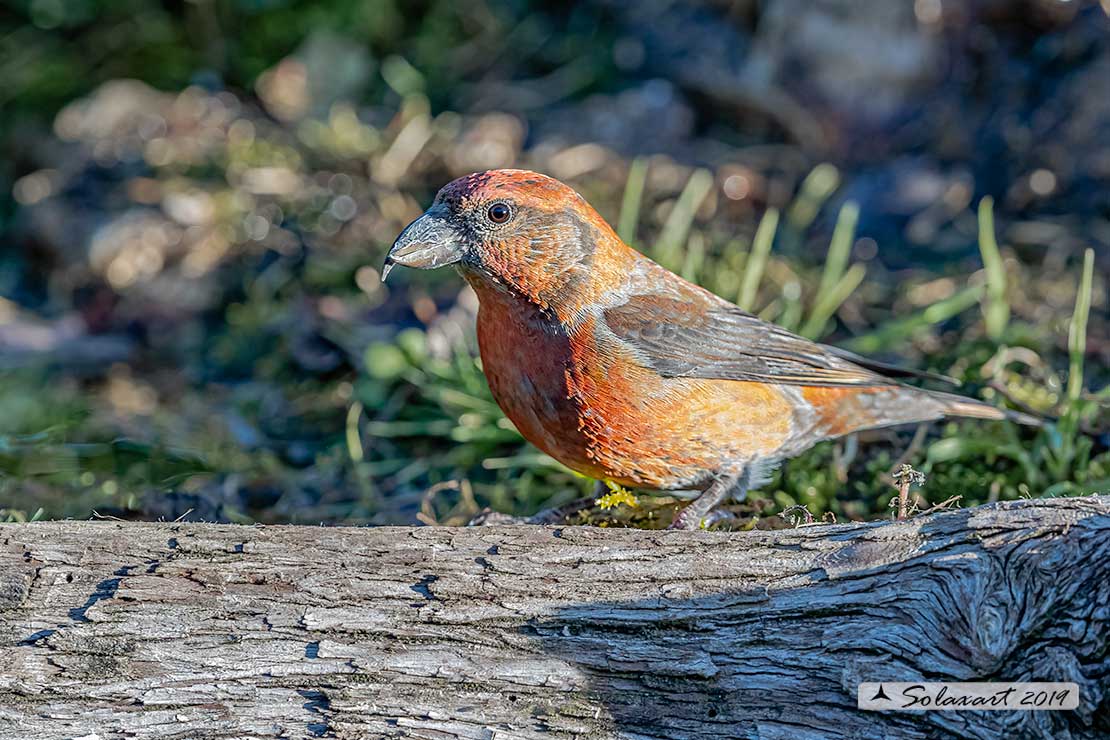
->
[822, 346, 958, 385]
[603, 294, 938, 388]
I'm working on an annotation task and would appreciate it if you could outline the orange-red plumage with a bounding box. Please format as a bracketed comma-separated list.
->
[385, 169, 1026, 527]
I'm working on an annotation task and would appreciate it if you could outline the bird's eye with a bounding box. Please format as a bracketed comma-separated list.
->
[487, 202, 512, 224]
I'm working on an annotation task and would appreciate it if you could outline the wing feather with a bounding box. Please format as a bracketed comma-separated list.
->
[603, 292, 939, 388]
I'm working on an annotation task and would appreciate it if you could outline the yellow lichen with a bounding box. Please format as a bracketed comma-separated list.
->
[595, 481, 639, 510]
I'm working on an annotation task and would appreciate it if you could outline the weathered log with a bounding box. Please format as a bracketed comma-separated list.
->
[1, 496, 1107, 740]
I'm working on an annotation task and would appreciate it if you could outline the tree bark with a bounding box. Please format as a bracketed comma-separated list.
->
[1, 496, 1107, 740]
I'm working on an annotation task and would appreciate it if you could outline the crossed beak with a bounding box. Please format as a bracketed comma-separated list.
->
[382, 206, 464, 281]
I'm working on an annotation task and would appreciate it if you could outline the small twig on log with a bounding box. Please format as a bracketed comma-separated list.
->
[418, 480, 460, 525]
[891, 464, 926, 520]
[917, 495, 963, 517]
[419, 480, 481, 526]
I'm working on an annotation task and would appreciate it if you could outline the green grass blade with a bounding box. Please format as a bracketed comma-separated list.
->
[738, 207, 779, 311]
[655, 168, 713, 270]
[844, 283, 984, 355]
[786, 163, 840, 232]
[817, 201, 858, 298]
[802, 201, 859, 338]
[680, 231, 705, 282]
[977, 196, 1010, 341]
[618, 157, 648, 244]
[802, 262, 867, 339]
[1067, 248, 1094, 403]
[346, 401, 364, 462]
[1048, 244, 1093, 482]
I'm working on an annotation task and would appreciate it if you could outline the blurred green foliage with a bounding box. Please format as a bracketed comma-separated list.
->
[1, 1, 1107, 528]
[1, 0, 622, 124]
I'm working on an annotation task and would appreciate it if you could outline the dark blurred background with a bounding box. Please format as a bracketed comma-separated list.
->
[1, 0, 1108, 527]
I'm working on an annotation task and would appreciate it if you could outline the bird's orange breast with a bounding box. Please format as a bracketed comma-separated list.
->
[470, 277, 796, 489]
[471, 280, 599, 477]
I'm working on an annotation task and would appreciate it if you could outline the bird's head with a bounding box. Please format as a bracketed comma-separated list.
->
[383, 169, 627, 306]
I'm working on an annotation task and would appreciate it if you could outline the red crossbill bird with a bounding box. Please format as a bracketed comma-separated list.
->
[384, 169, 1034, 529]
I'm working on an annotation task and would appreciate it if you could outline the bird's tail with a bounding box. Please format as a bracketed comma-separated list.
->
[928, 390, 1042, 427]
[783, 386, 1042, 457]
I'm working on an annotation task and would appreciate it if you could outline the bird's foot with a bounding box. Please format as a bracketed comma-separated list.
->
[669, 468, 748, 530]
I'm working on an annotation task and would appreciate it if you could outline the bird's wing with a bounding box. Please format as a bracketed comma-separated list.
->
[602, 291, 940, 388]
[820, 346, 958, 385]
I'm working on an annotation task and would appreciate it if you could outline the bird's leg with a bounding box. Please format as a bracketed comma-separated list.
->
[700, 508, 739, 528]
[670, 466, 749, 530]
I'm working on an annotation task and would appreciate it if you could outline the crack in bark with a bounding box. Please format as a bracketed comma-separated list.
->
[67, 574, 125, 622]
